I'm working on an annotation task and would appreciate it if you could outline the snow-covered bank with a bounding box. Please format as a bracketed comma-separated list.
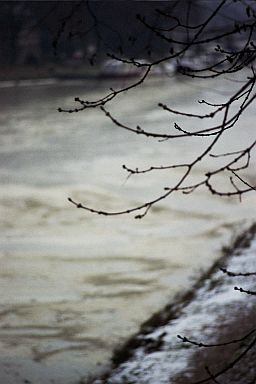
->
[98, 224, 256, 384]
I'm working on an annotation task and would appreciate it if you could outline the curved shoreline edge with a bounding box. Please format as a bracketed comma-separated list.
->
[93, 223, 256, 384]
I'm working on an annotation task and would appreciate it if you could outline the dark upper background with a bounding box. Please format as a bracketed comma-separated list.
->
[0, 0, 251, 69]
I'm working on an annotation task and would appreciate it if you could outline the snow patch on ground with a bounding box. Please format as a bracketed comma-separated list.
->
[98, 235, 256, 384]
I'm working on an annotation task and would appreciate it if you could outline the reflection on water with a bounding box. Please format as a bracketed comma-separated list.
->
[0, 76, 255, 383]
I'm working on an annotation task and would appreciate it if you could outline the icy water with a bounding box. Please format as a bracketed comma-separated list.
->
[0, 75, 255, 383]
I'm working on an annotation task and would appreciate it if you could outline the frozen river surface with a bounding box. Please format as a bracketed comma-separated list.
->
[0, 75, 255, 383]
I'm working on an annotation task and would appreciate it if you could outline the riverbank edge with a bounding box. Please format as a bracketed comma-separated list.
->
[92, 222, 256, 383]
[0, 65, 99, 81]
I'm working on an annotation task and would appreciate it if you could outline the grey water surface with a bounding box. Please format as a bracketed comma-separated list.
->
[0, 75, 255, 383]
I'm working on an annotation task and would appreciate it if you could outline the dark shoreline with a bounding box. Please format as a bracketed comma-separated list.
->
[93, 223, 256, 384]
[0, 64, 103, 85]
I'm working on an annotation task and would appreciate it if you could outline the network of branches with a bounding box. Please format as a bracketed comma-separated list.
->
[54, 0, 256, 219]
[54, 1, 256, 383]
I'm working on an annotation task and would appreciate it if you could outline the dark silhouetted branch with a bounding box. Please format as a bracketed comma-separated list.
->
[234, 286, 256, 295]
[177, 328, 255, 348]
[220, 267, 256, 277]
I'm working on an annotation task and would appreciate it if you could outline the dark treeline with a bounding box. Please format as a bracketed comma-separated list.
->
[0, 0, 251, 66]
